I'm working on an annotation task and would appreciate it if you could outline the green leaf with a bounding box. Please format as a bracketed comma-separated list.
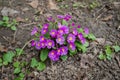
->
[15, 48, 23, 56]
[62, 20, 68, 26]
[87, 33, 96, 40]
[40, 49, 49, 62]
[11, 26, 17, 30]
[83, 41, 89, 47]
[0, 21, 4, 26]
[98, 53, 106, 60]
[21, 61, 28, 67]
[73, 3, 79, 7]
[106, 54, 112, 60]
[14, 77, 23, 80]
[0, 63, 2, 66]
[30, 58, 38, 68]
[19, 73, 25, 78]
[0, 58, 2, 63]
[13, 61, 20, 68]
[69, 49, 76, 56]
[105, 45, 112, 55]
[37, 62, 46, 71]
[77, 28, 83, 33]
[3, 61, 8, 65]
[113, 45, 120, 52]
[60, 55, 68, 61]
[7, 24, 12, 27]
[81, 46, 87, 53]
[3, 51, 15, 63]
[75, 41, 87, 53]
[44, 32, 50, 39]
[3, 16, 9, 21]
[14, 67, 21, 74]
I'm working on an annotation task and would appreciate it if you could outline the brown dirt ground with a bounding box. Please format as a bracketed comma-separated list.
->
[0, 0, 120, 80]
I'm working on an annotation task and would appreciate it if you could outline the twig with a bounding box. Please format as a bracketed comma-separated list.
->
[21, 22, 36, 27]
[2, 36, 10, 42]
[95, 9, 108, 21]
[94, 5, 105, 17]
[17, 39, 33, 60]
[12, 30, 17, 43]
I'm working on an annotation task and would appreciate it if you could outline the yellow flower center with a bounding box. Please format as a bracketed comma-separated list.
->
[38, 43, 40, 46]
[52, 32, 55, 35]
[44, 30, 46, 32]
[70, 44, 72, 48]
[48, 42, 52, 46]
[42, 43, 44, 46]
[51, 52, 54, 55]
[58, 49, 60, 52]
[60, 30, 63, 33]
[58, 38, 61, 42]
[62, 48, 65, 52]
[69, 37, 73, 40]
[42, 38, 44, 41]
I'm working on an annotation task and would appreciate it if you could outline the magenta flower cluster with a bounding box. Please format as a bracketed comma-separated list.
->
[31, 14, 90, 61]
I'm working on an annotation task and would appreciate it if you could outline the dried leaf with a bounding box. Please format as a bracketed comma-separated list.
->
[48, 0, 59, 10]
[113, 2, 120, 9]
[101, 15, 113, 21]
[28, 0, 39, 8]
[1, 7, 19, 16]
[80, 54, 94, 68]
[96, 38, 105, 45]
[0, 43, 8, 52]
[16, 17, 25, 22]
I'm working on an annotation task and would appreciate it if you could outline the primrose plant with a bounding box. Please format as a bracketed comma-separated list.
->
[30, 14, 96, 63]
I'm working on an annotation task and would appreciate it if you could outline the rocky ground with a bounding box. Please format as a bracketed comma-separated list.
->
[0, 0, 120, 80]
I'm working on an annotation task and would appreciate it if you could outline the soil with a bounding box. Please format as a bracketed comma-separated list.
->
[0, 0, 120, 80]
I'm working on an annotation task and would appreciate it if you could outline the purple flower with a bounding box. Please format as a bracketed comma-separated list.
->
[47, 39, 55, 49]
[31, 27, 38, 35]
[64, 14, 72, 21]
[84, 27, 89, 34]
[56, 36, 65, 45]
[67, 34, 76, 43]
[69, 43, 76, 51]
[50, 29, 57, 38]
[47, 16, 52, 21]
[41, 28, 47, 35]
[58, 25, 69, 35]
[72, 28, 78, 36]
[63, 25, 69, 34]
[58, 22, 62, 29]
[48, 50, 59, 61]
[47, 16, 55, 22]
[60, 46, 68, 55]
[78, 33, 84, 40]
[30, 40, 36, 47]
[81, 38, 86, 44]
[43, 23, 49, 29]
[35, 41, 41, 50]
[57, 15, 64, 19]
[71, 22, 75, 26]
[39, 36, 46, 42]
[58, 28, 64, 36]
[41, 41, 46, 48]
[77, 25, 81, 28]
[57, 48, 62, 55]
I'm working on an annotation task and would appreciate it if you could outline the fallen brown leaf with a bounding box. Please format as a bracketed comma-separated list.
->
[0, 43, 8, 52]
[16, 17, 25, 22]
[48, 0, 59, 10]
[96, 38, 105, 45]
[101, 15, 113, 21]
[28, 0, 39, 8]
